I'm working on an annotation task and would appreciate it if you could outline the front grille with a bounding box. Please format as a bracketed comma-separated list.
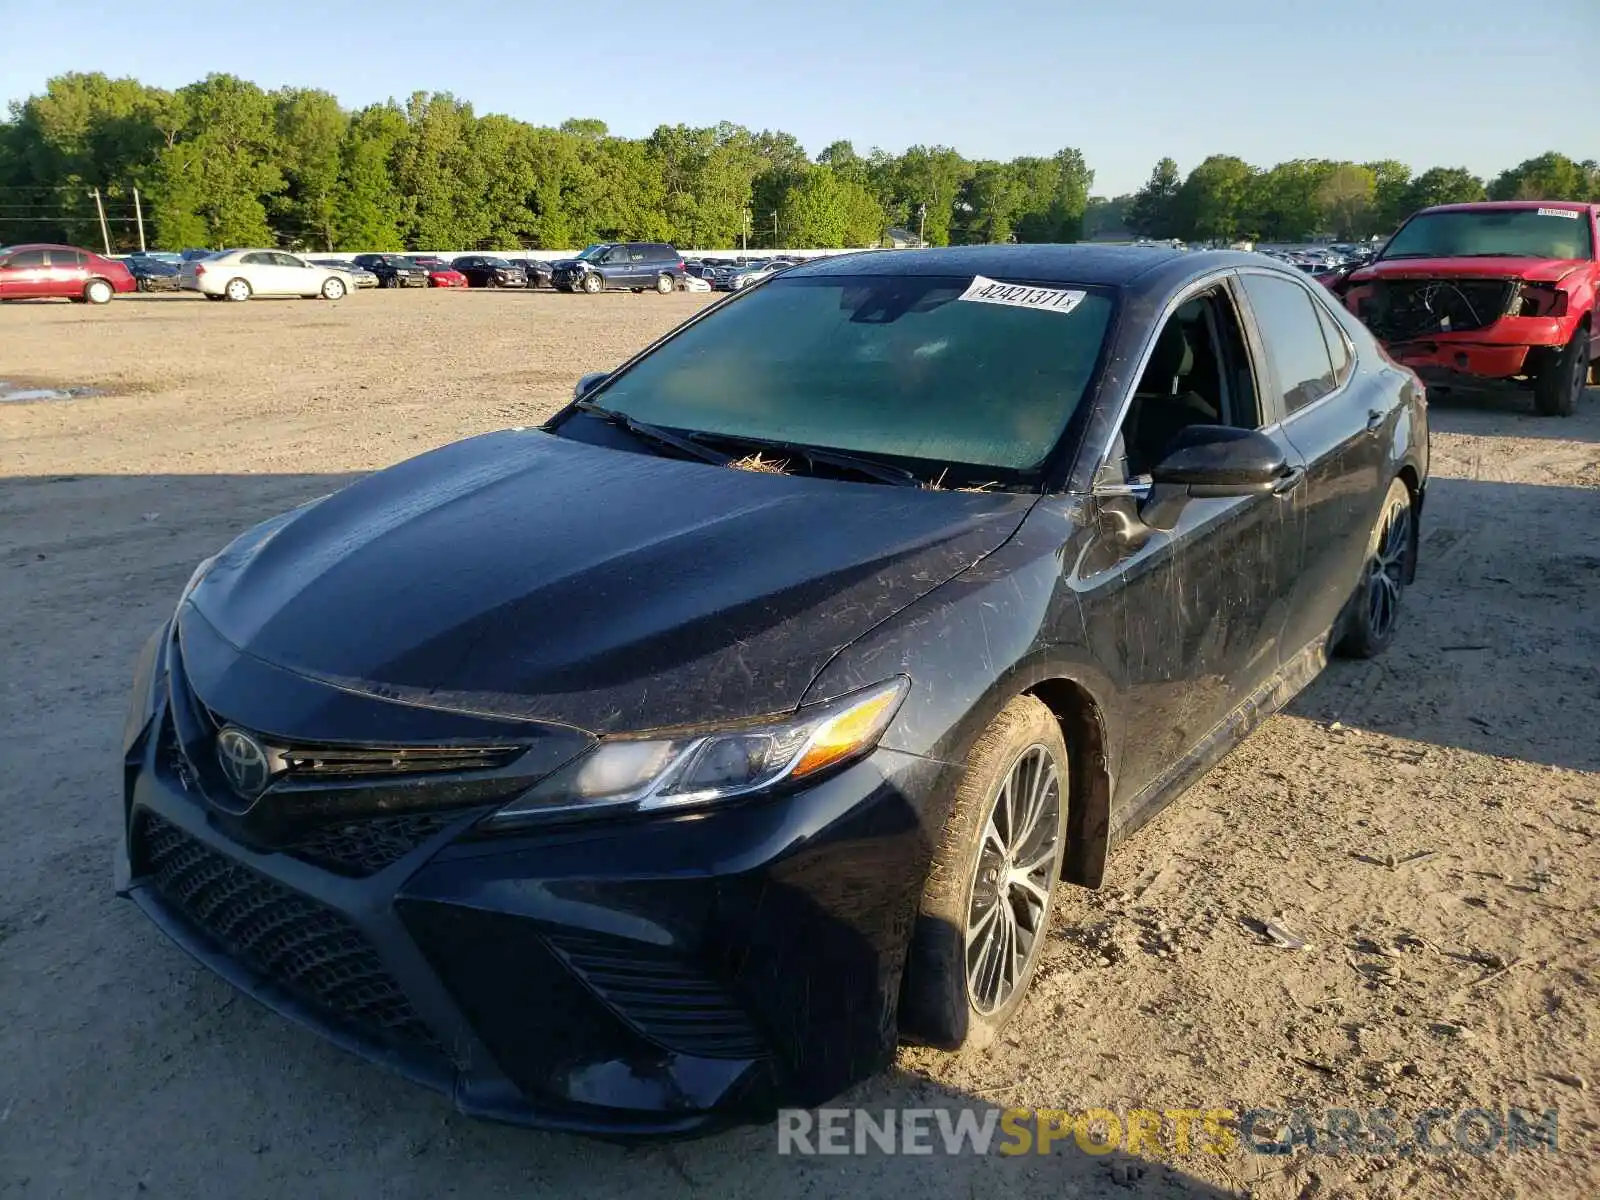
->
[1360, 278, 1516, 342]
[277, 743, 523, 779]
[544, 931, 767, 1060]
[289, 810, 462, 877]
[137, 812, 442, 1054]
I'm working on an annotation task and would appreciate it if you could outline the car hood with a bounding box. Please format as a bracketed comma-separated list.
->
[1351, 256, 1589, 284]
[184, 430, 1033, 734]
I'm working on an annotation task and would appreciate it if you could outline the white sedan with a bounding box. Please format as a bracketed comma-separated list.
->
[180, 250, 351, 301]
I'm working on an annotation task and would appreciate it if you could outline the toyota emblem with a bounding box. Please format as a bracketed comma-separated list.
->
[215, 727, 273, 799]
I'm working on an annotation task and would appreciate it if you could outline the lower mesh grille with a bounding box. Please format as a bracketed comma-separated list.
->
[544, 931, 767, 1059]
[137, 812, 441, 1054]
[288, 811, 461, 877]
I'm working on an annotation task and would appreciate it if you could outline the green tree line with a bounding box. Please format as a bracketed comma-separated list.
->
[2, 72, 1595, 254]
[1119, 152, 1600, 245]
[0, 72, 1091, 252]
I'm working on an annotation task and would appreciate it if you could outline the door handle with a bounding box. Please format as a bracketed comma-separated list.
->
[1365, 409, 1385, 435]
[1272, 465, 1306, 496]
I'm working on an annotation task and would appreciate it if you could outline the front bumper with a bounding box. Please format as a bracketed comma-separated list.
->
[116, 631, 942, 1135]
[1376, 316, 1571, 381]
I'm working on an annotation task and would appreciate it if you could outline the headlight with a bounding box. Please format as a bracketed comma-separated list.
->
[482, 677, 907, 830]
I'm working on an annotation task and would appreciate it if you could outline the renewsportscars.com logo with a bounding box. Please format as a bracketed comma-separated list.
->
[776, 1106, 1562, 1158]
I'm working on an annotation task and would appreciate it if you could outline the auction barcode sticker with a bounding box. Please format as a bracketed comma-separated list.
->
[959, 275, 1086, 314]
[1536, 207, 1579, 219]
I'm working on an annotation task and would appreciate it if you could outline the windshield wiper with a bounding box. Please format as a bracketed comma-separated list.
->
[573, 400, 730, 466]
[696, 432, 920, 487]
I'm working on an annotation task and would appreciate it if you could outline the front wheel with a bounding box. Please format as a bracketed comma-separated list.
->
[1533, 327, 1589, 416]
[1335, 477, 1414, 659]
[84, 278, 114, 305]
[320, 276, 345, 300]
[656, 273, 675, 294]
[223, 278, 252, 302]
[901, 695, 1069, 1049]
[581, 272, 603, 294]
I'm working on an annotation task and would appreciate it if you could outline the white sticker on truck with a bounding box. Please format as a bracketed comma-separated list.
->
[958, 275, 1087, 314]
[1536, 207, 1580, 219]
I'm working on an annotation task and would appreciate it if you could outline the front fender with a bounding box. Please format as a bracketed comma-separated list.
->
[803, 503, 1121, 880]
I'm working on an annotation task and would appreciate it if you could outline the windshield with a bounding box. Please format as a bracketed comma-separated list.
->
[482, 256, 511, 267]
[585, 274, 1115, 475]
[576, 244, 611, 261]
[1381, 208, 1593, 261]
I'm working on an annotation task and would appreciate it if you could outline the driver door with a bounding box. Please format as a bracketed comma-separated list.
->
[272, 252, 318, 295]
[1071, 275, 1306, 809]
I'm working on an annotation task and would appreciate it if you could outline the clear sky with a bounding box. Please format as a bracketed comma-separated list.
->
[4, 0, 1596, 194]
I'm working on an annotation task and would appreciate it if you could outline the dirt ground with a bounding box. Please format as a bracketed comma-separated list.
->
[1, 289, 1596, 1199]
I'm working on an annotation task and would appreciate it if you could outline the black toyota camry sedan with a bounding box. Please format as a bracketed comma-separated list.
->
[117, 246, 1427, 1136]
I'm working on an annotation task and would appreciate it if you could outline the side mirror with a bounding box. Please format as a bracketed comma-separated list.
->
[1128, 426, 1293, 534]
[1149, 425, 1288, 496]
[574, 372, 608, 400]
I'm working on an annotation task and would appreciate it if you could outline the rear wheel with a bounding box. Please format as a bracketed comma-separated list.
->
[901, 695, 1069, 1049]
[223, 278, 252, 302]
[320, 276, 345, 300]
[656, 273, 675, 294]
[1534, 327, 1589, 416]
[581, 272, 603, 294]
[84, 278, 114, 305]
[1335, 477, 1414, 659]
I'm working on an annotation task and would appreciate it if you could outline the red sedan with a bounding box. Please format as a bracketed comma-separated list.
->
[411, 257, 468, 289]
[0, 243, 136, 303]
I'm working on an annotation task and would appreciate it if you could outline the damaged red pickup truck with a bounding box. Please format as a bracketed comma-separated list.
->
[1337, 201, 1598, 416]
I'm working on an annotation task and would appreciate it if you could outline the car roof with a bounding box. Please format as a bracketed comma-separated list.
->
[0, 242, 101, 254]
[1418, 200, 1597, 215]
[783, 244, 1258, 289]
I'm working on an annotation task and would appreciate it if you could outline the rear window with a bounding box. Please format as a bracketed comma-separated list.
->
[590, 274, 1116, 474]
[1382, 208, 1593, 261]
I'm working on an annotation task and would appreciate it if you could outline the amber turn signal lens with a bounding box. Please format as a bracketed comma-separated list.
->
[791, 684, 905, 779]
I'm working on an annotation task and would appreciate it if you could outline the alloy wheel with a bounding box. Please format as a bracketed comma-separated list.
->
[225, 279, 251, 302]
[964, 743, 1062, 1015]
[1366, 496, 1411, 640]
[583, 273, 602, 294]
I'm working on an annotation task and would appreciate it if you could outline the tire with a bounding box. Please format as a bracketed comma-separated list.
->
[656, 273, 674, 294]
[84, 278, 114, 305]
[223, 277, 252, 302]
[1334, 476, 1414, 659]
[1533, 327, 1589, 417]
[901, 695, 1069, 1049]
[320, 276, 345, 301]
[137, 277, 152, 293]
[581, 272, 603, 294]
[380, 274, 395, 289]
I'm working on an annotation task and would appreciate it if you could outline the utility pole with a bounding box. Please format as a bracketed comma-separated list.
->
[772, 210, 779, 248]
[92, 187, 112, 255]
[918, 203, 927, 247]
[132, 188, 147, 253]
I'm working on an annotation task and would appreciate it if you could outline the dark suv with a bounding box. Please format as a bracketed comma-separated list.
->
[351, 254, 429, 288]
[550, 243, 685, 294]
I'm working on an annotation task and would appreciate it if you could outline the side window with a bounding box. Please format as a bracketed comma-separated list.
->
[1313, 300, 1353, 388]
[1107, 285, 1261, 481]
[1239, 273, 1336, 415]
[273, 252, 304, 268]
[604, 247, 629, 264]
[49, 249, 84, 267]
[241, 252, 273, 265]
[8, 249, 48, 268]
